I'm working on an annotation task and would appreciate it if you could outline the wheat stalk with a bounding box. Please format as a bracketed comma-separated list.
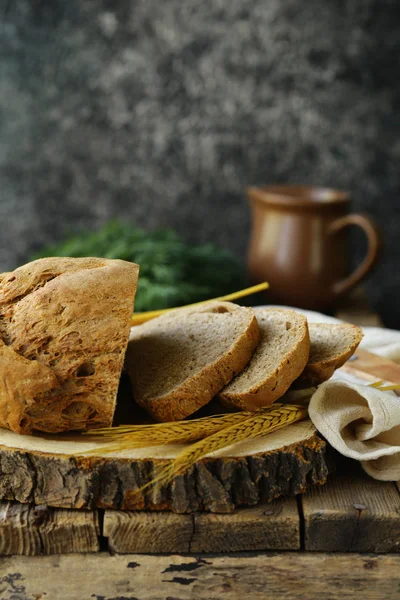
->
[131, 282, 269, 326]
[369, 381, 400, 391]
[83, 411, 259, 453]
[135, 403, 308, 494]
[83, 387, 314, 454]
[83, 383, 400, 456]
[369, 380, 384, 388]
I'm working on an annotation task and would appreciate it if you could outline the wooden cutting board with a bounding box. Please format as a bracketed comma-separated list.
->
[0, 419, 327, 513]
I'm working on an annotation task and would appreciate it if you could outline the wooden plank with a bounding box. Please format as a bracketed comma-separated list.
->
[191, 497, 300, 552]
[302, 471, 400, 552]
[0, 503, 41, 555]
[0, 502, 100, 555]
[342, 348, 400, 385]
[1, 552, 400, 600]
[104, 498, 300, 554]
[103, 510, 193, 553]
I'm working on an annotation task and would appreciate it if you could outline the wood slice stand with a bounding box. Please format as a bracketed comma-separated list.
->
[0, 420, 327, 514]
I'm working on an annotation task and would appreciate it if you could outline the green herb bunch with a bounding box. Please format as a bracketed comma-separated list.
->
[32, 221, 247, 311]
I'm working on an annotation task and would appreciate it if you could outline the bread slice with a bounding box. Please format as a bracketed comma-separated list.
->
[299, 322, 363, 384]
[0, 257, 139, 434]
[125, 301, 259, 422]
[219, 308, 310, 410]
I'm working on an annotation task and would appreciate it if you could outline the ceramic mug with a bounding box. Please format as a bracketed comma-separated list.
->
[247, 185, 381, 311]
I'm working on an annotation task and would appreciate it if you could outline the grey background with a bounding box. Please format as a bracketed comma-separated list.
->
[1, 0, 400, 320]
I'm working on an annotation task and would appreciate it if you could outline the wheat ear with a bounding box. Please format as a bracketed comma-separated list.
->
[136, 403, 308, 494]
[82, 411, 259, 454]
[369, 381, 400, 391]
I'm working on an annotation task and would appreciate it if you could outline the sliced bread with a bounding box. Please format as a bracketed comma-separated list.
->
[219, 308, 310, 410]
[299, 322, 363, 384]
[0, 257, 139, 434]
[124, 301, 259, 422]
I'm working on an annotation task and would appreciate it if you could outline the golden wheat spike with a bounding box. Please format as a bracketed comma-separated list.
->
[374, 383, 400, 391]
[368, 381, 400, 391]
[83, 409, 278, 453]
[135, 403, 308, 494]
[83, 383, 400, 456]
[131, 282, 269, 326]
[369, 380, 385, 388]
[86, 411, 251, 436]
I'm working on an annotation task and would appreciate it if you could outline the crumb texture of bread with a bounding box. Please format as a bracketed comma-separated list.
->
[125, 301, 259, 422]
[300, 323, 363, 384]
[0, 257, 139, 434]
[220, 308, 310, 410]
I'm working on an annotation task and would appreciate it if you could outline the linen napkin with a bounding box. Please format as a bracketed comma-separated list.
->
[271, 305, 400, 480]
[308, 379, 400, 480]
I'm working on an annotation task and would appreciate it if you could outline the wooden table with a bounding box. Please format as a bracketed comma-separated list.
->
[2, 296, 400, 600]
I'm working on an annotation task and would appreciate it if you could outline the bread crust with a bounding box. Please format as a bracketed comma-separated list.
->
[220, 309, 310, 410]
[0, 257, 139, 434]
[126, 302, 260, 422]
[299, 323, 363, 384]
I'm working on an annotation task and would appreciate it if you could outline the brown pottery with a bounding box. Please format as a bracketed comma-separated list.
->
[247, 185, 381, 311]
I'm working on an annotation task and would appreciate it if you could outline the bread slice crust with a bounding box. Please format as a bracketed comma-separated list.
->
[125, 301, 260, 422]
[220, 308, 310, 410]
[299, 322, 363, 384]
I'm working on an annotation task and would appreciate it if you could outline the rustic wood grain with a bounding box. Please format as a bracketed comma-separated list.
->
[104, 510, 193, 553]
[104, 498, 300, 554]
[0, 501, 100, 555]
[302, 470, 400, 552]
[0, 424, 328, 513]
[0, 503, 41, 556]
[191, 497, 300, 552]
[1, 552, 400, 600]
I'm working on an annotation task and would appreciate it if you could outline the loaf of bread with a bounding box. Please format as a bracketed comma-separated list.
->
[125, 301, 259, 422]
[0, 257, 139, 434]
[219, 308, 310, 410]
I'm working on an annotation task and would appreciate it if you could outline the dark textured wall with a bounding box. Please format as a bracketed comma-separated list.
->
[1, 0, 400, 318]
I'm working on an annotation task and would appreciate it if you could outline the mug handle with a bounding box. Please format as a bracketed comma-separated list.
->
[329, 213, 381, 296]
